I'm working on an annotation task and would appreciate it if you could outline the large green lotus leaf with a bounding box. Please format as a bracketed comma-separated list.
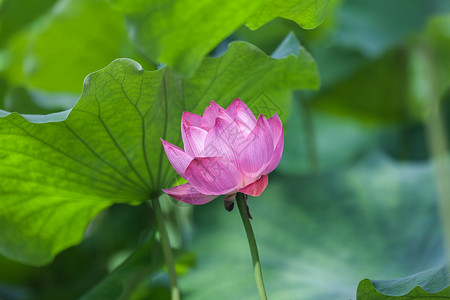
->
[0, 37, 319, 266]
[179, 152, 446, 299]
[113, 0, 328, 75]
[357, 263, 450, 299]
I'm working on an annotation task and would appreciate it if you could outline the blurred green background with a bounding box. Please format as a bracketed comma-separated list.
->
[0, 0, 449, 299]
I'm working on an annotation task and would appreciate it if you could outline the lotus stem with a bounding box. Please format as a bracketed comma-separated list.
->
[236, 192, 268, 300]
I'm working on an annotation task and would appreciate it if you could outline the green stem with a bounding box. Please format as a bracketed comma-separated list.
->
[236, 193, 268, 300]
[151, 197, 181, 300]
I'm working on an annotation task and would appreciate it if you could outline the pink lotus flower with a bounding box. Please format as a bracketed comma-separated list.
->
[161, 98, 284, 205]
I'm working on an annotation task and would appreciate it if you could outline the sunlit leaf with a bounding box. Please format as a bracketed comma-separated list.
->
[115, 0, 329, 75]
[246, 0, 330, 30]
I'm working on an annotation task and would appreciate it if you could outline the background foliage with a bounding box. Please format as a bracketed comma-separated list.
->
[0, 0, 449, 299]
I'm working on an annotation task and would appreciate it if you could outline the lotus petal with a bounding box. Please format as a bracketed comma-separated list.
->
[163, 183, 217, 205]
[185, 157, 240, 195]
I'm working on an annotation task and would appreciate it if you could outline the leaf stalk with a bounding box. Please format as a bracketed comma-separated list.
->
[151, 197, 181, 300]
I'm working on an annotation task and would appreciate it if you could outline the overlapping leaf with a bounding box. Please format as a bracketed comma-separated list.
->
[114, 0, 329, 75]
[246, 0, 330, 30]
[0, 36, 319, 265]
